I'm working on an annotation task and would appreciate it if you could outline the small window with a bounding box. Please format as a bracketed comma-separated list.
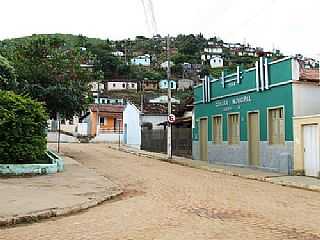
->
[132, 83, 135, 88]
[113, 83, 116, 87]
[228, 114, 240, 144]
[101, 99, 105, 104]
[170, 82, 174, 89]
[100, 117, 105, 125]
[122, 83, 126, 88]
[213, 116, 222, 144]
[107, 100, 110, 104]
[268, 107, 284, 144]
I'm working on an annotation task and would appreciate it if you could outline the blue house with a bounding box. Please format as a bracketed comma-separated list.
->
[131, 54, 151, 66]
[159, 79, 177, 90]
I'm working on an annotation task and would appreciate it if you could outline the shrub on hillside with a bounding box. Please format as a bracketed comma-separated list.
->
[0, 91, 48, 164]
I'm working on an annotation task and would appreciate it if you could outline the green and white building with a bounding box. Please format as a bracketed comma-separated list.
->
[193, 57, 320, 175]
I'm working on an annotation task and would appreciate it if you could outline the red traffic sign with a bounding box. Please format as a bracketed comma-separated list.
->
[167, 114, 176, 124]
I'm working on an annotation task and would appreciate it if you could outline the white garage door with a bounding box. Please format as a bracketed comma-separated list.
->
[303, 124, 320, 177]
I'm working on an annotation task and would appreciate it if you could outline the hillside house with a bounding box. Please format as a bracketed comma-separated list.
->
[142, 80, 159, 91]
[131, 54, 151, 66]
[106, 80, 138, 91]
[178, 79, 194, 90]
[159, 79, 177, 90]
[210, 56, 224, 68]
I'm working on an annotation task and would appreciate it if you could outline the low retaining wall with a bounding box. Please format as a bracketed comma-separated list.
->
[0, 150, 64, 176]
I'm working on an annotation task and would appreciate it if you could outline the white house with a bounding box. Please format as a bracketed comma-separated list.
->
[131, 54, 151, 66]
[210, 56, 224, 68]
[107, 80, 138, 91]
[149, 96, 180, 104]
[89, 81, 105, 94]
[94, 97, 124, 105]
[112, 51, 124, 57]
[204, 47, 223, 54]
[161, 61, 174, 69]
[123, 102, 141, 149]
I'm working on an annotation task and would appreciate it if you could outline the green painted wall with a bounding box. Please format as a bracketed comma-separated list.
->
[193, 58, 294, 142]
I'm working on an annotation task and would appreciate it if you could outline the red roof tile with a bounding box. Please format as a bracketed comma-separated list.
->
[90, 104, 125, 113]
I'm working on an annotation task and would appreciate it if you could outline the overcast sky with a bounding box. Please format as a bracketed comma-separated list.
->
[1, 0, 319, 58]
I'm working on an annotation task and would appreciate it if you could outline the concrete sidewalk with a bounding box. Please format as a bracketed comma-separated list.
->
[0, 153, 122, 227]
[108, 144, 320, 193]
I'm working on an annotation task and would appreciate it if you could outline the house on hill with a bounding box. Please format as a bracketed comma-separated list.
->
[106, 79, 138, 91]
[159, 79, 177, 90]
[131, 54, 151, 66]
[142, 79, 159, 91]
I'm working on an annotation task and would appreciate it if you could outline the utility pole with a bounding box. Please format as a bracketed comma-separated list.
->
[141, 78, 144, 113]
[96, 71, 102, 136]
[167, 35, 172, 159]
[57, 112, 61, 153]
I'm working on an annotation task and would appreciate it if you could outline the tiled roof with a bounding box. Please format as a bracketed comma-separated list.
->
[300, 68, 320, 82]
[89, 104, 125, 113]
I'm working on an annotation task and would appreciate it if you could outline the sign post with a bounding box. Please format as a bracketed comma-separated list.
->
[167, 114, 176, 124]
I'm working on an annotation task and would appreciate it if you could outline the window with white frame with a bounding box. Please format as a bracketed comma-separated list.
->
[228, 114, 240, 144]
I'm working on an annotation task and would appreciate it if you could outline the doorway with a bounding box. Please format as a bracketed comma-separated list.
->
[303, 124, 320, 177]
[199, 118, 208, 161]
[248, 112, 260, 167]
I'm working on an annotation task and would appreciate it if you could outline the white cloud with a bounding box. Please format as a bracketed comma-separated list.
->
[1, 0, 319, 57]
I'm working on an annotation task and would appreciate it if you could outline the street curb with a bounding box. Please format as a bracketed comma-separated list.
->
[107, 145, 320, 194]
[0, 189, 123, 228]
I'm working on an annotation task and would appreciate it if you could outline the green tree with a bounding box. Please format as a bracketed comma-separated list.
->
[0, 55, 17, 90]
[4, 35, 93, 119]
[87, 43, 120, 79]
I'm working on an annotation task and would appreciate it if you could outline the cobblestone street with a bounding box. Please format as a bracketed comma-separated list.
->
[2, 143, 320, 240]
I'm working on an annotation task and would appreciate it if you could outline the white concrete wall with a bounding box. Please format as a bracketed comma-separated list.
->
[142, 115, 167, 130]
[77, 123, 89, 136]
[91, 133, 124, 143]
[123, 103, 141, 147]
[293, 83, 320, 117]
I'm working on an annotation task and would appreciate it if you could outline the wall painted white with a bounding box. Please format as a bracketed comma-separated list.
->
[293, 83, 320, 117]
[90, 133, 124, 143]
[107, 82, 138, 91]
[77, 123, 89, 136]
[142, 115, 167, 130]
[123, 103, 141, 148]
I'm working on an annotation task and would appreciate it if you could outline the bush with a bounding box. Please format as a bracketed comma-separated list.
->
[0, 55, 17, 91]
[0, 91, 48, 164]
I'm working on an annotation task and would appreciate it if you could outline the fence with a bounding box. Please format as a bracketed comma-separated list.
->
[141, 127, 192, 158]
